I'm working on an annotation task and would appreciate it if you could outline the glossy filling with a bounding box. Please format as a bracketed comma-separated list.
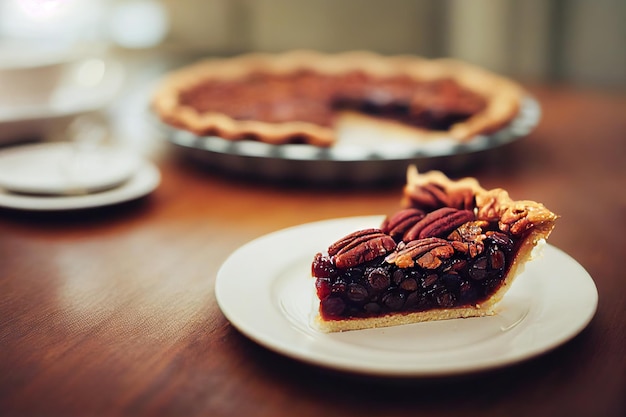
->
[179, 71, 486, 133]
[312, 221, 522, 321]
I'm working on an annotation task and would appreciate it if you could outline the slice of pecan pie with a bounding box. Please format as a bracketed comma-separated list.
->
[311, 166, 557, 332]
[153, 50, 523, 147]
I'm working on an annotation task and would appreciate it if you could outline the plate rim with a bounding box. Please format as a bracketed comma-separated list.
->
[215, 215, 598, 377]
[0, 142, 141, 195]
[0, 159, 160, 211]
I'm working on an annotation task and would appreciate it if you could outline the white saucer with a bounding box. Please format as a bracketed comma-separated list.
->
[0, 160, 160, 211]
[215, 216, 598, 377]
[0, 142, 141, 195]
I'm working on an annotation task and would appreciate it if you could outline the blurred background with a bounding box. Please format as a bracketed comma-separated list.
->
[0, 0, 624, 147]
[158, 0, 626, 88]
[2, 0, 624, 85]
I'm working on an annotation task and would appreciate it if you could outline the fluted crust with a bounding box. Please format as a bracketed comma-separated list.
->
[153, 50, 523, 147]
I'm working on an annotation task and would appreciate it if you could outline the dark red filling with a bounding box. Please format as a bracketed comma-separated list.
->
[178, 71, 486, 134]
[312, 222, 521, 321]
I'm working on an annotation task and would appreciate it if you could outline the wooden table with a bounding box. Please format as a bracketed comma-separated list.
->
[0, 84, 624, 417]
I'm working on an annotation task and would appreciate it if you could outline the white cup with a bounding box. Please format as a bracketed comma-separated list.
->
[0, 40, 78, 107]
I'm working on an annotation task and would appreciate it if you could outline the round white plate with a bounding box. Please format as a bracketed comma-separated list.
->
[0, 142, 141, 195]
[0, 160, 160, 211]
[215, 216, 598, 377]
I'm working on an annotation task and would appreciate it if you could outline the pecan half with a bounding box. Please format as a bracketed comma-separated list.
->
[404, 207, 475, 241]
[447, 220, 488, 242]
[328, 228, 379, 255]
[380, 208, 425, 241]
[499, 206, 532, 235]
[476, 191, 558, 236]
[329, 228, 396, 269]
[450, 240, 484, 258]
[406, 183, 451, 211]
[406, 182, 475, 211]
[385, 237, 454, 269]
[447, 220, 488, 258]
[415, 245, 456, 269]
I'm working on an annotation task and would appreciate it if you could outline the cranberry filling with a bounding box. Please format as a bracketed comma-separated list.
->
[178, 71, 486, 134]
[312, 223, 521, 321]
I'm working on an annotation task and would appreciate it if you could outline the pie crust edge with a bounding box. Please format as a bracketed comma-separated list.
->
[152, 50, 524, 147]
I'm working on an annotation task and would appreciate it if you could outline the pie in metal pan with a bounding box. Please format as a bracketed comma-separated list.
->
[153, 50, 525, 148]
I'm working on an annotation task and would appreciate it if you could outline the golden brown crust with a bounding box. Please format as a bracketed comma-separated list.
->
[153, 50, 523, 147]
[404, 166, 558, 232]
[314, 305, 494, 333]
[313, 166, 557, 333]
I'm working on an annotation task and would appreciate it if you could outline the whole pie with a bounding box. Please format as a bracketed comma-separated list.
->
[311, 166, 557, 332]
[153, 50, 523, 147]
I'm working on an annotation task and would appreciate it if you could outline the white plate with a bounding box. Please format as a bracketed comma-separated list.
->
[215, 216, 598, 377]
[0, 160, 160, 211]
[0, 142, 140, 195]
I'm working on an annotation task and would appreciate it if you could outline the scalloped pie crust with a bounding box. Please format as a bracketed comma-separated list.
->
[153, 51, 524, 147]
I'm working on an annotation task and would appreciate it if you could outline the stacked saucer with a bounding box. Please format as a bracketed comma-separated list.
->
[0, 142, 160, 211]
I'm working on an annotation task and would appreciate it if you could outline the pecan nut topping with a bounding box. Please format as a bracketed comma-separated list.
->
[385, 237, 454, 269]
[404, 183, 450, 211]
[498, 205, 535, 235]
[415, 245, 456, 269]
[329, 228, 396, 269]
[474, 187, 558, 236]
[404, 182, 475, 212]
[447, 220, 488, 258]
[380, 208, 425, 241]
[447, 220, 488, 242]
[403, 207, 475, 241]
[328, 228, 379, 255]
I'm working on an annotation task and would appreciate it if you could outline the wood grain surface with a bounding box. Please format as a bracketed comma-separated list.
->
[0, 84, 624, 417]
